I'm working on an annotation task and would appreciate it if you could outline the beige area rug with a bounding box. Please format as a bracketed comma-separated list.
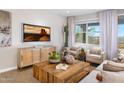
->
[0, 66, 40, 83]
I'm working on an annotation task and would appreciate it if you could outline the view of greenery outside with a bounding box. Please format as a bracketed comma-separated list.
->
[75, 17, 124, 48]
[88, 23, 99, 44]
[118, 16, 124, 49]
[75, 24, 86, 43]
[75, 22, 100, 45]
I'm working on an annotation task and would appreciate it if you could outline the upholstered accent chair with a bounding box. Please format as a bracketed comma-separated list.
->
[86, 47, 106, 64]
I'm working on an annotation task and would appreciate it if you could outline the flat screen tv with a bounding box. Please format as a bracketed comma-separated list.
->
[23, 24, 51, 42]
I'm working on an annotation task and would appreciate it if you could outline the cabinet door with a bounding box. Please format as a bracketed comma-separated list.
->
[32, 48, 41, 63]
[20, 48, 33, 67]
[40, 48, 49, 62]
[40, 47, 56, 62]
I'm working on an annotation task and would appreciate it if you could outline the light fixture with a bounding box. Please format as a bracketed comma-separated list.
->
[66, 10, 70, 14]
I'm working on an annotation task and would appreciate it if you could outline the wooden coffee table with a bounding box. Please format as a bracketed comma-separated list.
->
[33, 60, 91, 83]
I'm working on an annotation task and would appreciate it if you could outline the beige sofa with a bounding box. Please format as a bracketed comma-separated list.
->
[86, 47, 106, 64]
[80, 60, 124, 83]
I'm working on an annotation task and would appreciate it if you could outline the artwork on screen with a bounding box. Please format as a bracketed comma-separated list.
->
[0, 10, 11, 47]
[23, 24, 51, 42]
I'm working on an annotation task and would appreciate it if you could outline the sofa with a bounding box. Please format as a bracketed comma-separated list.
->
[80, 60, 124, 83]
[86, 47, 106, 64]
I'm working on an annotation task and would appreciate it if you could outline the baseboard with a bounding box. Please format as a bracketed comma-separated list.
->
[0, 66, 17, 73]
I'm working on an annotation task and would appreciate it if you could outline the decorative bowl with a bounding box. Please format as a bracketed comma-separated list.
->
[49, 59, 60, 64]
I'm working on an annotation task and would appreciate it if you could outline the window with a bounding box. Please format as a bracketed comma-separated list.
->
[88, 23, 100, 44]
[75, 24, 86, 43]
[75, 22, 100, 45]
[118, 16, 124, 49]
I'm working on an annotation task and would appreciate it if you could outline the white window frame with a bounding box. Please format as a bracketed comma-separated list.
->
[74, 20, 100, 46]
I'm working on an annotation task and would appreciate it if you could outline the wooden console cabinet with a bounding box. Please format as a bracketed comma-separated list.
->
[18, 46, 55, 68]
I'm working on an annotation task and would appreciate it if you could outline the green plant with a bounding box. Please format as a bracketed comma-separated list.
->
[49, 51, 60, 60]
[80, 48, 84, 52]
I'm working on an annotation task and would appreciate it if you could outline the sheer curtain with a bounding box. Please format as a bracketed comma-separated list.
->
[99, 10, 118, 59]
[68, 16, 75, 47]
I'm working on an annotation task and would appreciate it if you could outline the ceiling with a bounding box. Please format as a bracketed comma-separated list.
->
[5, 9, 104, 17]
[40, 9, 104, 16]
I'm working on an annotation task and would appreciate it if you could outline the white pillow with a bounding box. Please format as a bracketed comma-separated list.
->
[118, 54, 124, 59]
[102, 71, 124, 83]
[118, 49, 124, 54]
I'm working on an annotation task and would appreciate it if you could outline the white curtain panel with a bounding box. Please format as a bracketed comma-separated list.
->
[99, 10, 118, 59]
[68, 16, 75, 47]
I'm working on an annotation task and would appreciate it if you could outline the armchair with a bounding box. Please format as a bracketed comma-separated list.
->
[86, 47, 106, 64]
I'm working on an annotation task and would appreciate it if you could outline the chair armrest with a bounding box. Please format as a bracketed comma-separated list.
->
[101, 51, 106, 60]
[112, 58, 118, 62]
[86, 50, 90, 54]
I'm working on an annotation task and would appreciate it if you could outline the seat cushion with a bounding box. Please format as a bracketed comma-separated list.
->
[102, 71, 124, 83]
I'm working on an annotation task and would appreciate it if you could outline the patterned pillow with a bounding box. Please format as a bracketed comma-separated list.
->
[118, 49, 124, 54]
[65, 54, 75, 64]
[118, 54, 124, 60]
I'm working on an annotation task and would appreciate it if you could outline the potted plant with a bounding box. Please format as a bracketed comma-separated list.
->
[49, 51, 61, 63]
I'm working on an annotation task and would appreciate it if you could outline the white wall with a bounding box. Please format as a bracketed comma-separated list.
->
[0, 10, 66, 72]
[75, 13, 98, 23]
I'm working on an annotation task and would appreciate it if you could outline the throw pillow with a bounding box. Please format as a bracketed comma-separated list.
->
[103, 64, 124, 72]
[107, 61, 124, 68]
[65, 54, 76, 64]
[118, 54, 124, 60]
